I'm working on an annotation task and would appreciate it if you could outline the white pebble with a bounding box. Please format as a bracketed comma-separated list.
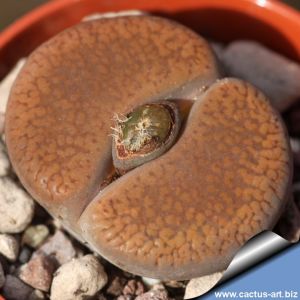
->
[0, 59, 26, 114]
[141, 277, 161, 288]
[50, 255, 108, 300]
[0, 177, 35, 233]
[0, 234, 19, 261]
[184, 272, 223, 299]
[0, 140, 10, 177]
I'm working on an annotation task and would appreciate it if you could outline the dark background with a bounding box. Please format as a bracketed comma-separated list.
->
[0, 0, 300, 32]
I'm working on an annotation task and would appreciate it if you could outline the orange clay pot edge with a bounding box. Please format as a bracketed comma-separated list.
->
[1, 0, 300, 51]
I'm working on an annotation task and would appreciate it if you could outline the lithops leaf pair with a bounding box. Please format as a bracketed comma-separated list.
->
[5, 15, 292, 280]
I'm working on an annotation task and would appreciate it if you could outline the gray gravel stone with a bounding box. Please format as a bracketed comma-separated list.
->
[18, 246, 32, 264]
[2, 275, 33, 300]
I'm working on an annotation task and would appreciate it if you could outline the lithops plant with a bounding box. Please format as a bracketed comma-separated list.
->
[5, 15, 292, 280]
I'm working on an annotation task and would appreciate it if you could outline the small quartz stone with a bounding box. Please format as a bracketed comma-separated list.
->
[164, 281, 186, 288]
[0, 177, 34, 233]
[2, 275, 33, 300]
[19, 253, 56, 292]
[28, 290, 45, 300]
[106, 276, 126, 297]
[117, 296, 132, 300]
[0, 262, 5, 288]
[0, 140, 10, 177]
[22, 225, 49, 249]
[123, 279, 145, 296]
[142, 277, 161, 288]
[0, 59, 26, 114]
[50, 255, 108, 300]
[135, 285, 172, 300]
[0, 234, 19, 261]
[37, 230, 76, 265]
[184, 272, 223, 299]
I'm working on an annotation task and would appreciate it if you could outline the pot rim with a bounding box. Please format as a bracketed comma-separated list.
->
[1, 0, 300, 50]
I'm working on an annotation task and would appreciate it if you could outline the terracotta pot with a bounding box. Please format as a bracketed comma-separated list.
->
[0, 0, 299, 79]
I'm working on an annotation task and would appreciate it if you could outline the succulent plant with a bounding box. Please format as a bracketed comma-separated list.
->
[5, 16, 292, 280]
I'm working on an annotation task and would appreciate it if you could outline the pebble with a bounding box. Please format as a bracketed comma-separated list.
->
[0, 59, 26, 114]
[123, 279, 145, 297]
[28, 290, 45, 300]
[18, 246, 32, 264]
[106, 276, 126, 296]
[0, 262, 5, 288]
[221, 41, 300, 112]
[22, 225, 49, 249]
[37, 230, 76, 265]
[117, 296, 132, 300]
[0, 234, 19, 261]
[0, 177, 35, 233]
[209, 40, 224, 61]
[135, 285, 172, 300]
[0, 141, 10, 177]
[2, 275, 33, 300]
[50, 255, 108, 300]
[290, 138, 300, 167]
[117, 295, 132, 300]
[142, 277, 161, 288]
[164, 280, 186, 288]
[19, 253, 56, 292]
[275, 198, 300, 242]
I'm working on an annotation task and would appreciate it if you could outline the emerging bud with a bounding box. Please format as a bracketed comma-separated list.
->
[111, 101, 181, 173]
